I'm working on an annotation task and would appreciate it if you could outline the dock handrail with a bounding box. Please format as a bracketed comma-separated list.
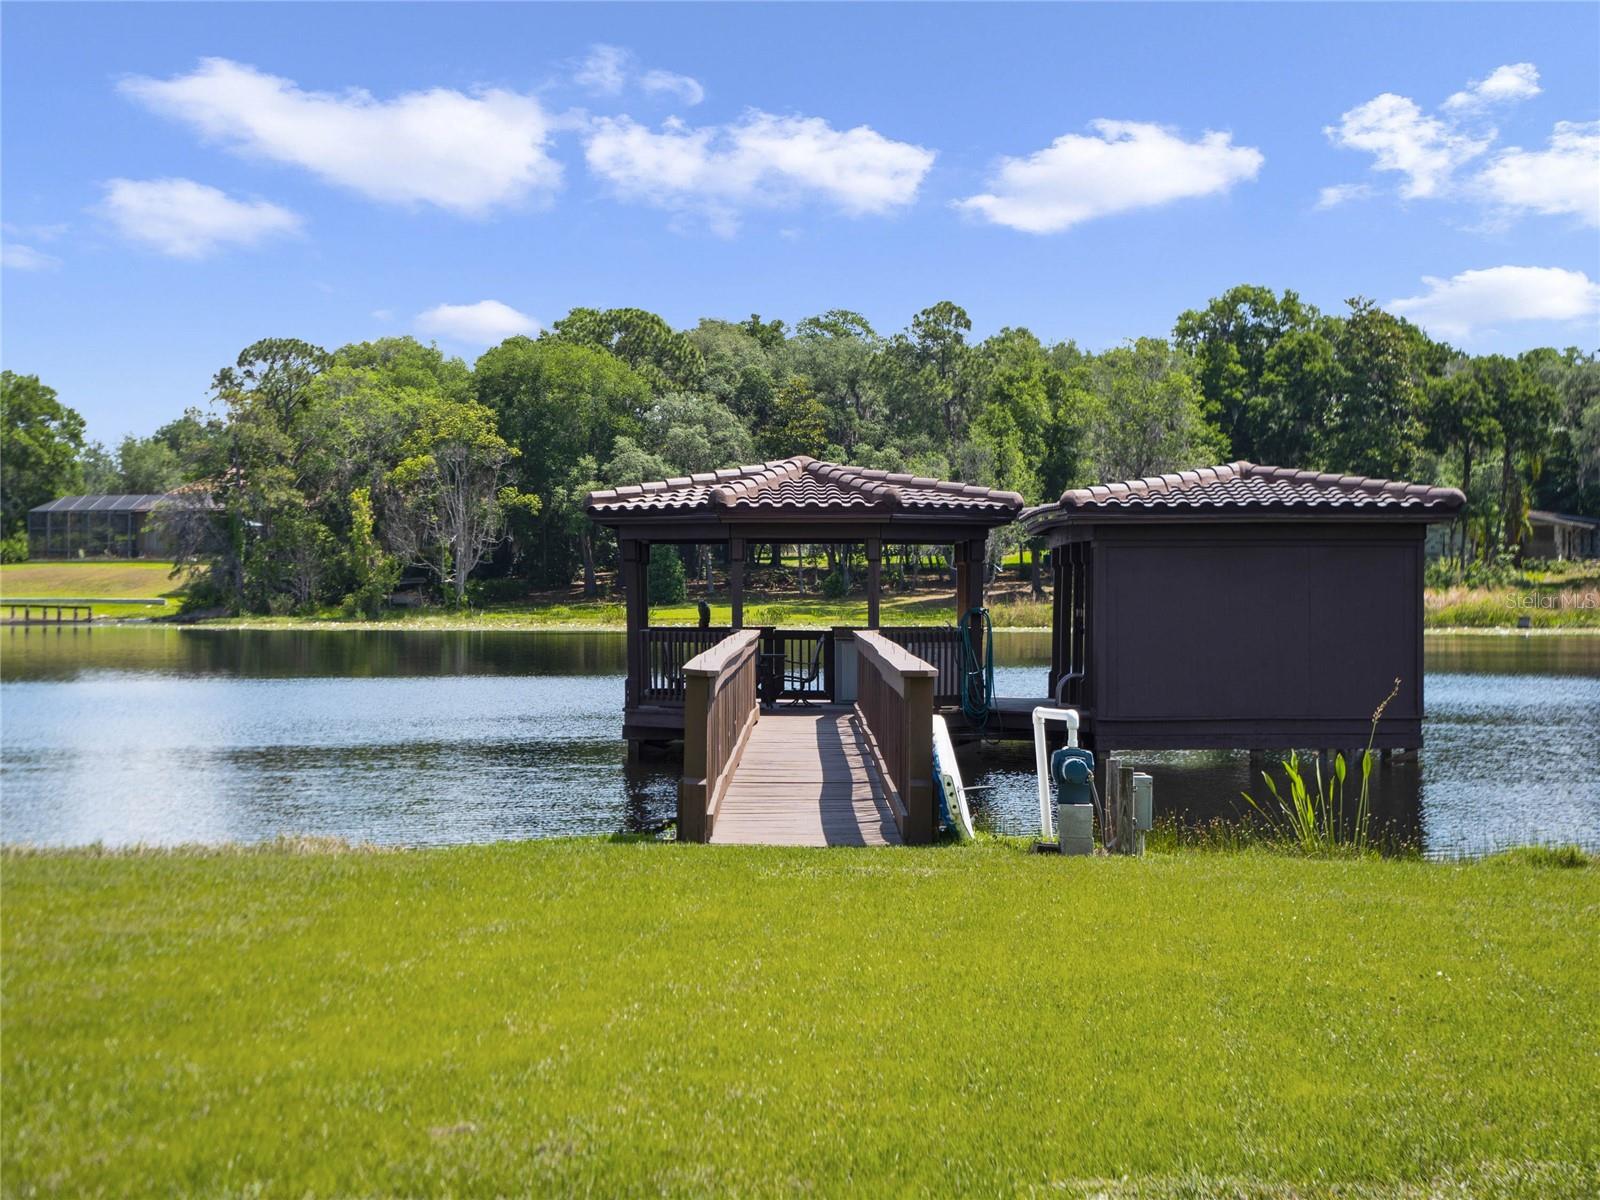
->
[853, 630, 939, 844]
[678, 628, 762, 843]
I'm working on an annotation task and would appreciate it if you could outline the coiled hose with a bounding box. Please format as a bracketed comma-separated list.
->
[958, 606, 995, 735]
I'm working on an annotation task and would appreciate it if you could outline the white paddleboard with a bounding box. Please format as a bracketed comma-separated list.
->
[932, 715, 974, 839]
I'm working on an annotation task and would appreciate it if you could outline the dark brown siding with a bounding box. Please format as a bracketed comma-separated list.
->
[1059, 522, 1425, 751]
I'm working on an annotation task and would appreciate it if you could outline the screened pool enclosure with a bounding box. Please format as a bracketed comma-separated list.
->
[27, 494, 178, 559]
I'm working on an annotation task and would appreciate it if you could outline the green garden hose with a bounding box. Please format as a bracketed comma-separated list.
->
[958, 606, 995, 734]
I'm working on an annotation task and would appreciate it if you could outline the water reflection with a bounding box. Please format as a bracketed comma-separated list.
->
[2, 626, 1596, 856]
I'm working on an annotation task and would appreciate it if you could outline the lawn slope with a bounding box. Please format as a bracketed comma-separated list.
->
[3, 841, 1595, 1197]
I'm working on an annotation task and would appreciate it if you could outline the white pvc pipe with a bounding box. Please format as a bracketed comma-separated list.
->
[1032, 706, 1081, 840]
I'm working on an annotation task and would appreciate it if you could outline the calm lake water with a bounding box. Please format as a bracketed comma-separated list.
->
[2, 625, 1596, 857]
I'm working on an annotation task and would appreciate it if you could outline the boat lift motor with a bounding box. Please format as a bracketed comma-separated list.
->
[1051, 746, 1096, 856]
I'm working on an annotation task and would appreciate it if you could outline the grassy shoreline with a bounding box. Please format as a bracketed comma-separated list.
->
[3, 837, 1595, 1197]
[6, 557, 1598, 632]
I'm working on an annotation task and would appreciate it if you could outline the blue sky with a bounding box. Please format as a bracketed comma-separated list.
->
[3, 2, 1597, 443]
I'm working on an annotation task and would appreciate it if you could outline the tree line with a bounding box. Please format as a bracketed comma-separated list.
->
[2, 286, 1595, 609]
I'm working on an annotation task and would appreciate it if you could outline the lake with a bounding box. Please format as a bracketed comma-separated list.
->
[2, 625, 1596, 857]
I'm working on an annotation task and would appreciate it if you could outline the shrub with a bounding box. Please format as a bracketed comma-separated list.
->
[1423, 556, 1462, 587]
[0, 531, 28, 563]
[821, 569, 849, 600]
[648, 547, 686, 605]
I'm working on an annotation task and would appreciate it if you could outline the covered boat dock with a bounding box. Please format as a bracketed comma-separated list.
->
[585, 456, 1024, 844]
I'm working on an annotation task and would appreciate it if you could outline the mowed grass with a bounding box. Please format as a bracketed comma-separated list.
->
[3, 841, 1596, 1197]
[0, 560, 188, 616]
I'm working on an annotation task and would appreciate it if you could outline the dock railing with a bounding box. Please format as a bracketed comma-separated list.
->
[853, 630, 938, 844]
[640, 626, 734, 702]
[878, 625, 962, 706]
[678, 628, 762, 842]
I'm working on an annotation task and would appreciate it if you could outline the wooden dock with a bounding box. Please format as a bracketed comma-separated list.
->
[709, 706, 902, 847]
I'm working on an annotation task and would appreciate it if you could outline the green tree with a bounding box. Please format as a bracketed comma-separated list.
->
[1173, 285, 1318, 459]
[476, 337, 650, 584]
[791, 310, 881, 454]
[212, 338, 332, 431]
[646, 393, 754, 475]
[758, 377, 829, 460]
[114, 435, 183, 493]
[1494, 354, 1561, 554]
[1256, 324, 1339, 466]
[1423, 363, 1498, 564]
[739, 313, 787, 352]
[386, 395, 536, 606]
[1078, 339, 1228, 483]
[1, 371, 85, 535]
[342, 486, 401, 617]
[550, 307, 704, 392]
[1321, 299, 1424, 478]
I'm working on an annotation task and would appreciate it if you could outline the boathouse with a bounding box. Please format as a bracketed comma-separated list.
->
[1022, 462, 1465, 754]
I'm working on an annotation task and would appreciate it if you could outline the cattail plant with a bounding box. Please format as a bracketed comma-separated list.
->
[1244, 677, 1402, 855]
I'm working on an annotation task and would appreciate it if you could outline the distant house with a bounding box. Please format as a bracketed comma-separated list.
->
[1526, 510, 1600, 561]
[27, 494, 187, 559]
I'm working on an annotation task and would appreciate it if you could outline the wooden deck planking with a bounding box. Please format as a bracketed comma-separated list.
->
[710, 706, 902, 847]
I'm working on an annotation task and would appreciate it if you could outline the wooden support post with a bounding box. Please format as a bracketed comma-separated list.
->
[679, 669, 711, 842]
[1048, 548, 1063, 700]
[953, 541, 971, 626]
[622, 540, 650, 708]
[902, 670, 936, 844]
[729, 537, 745, 629]
[960, 537, 987, 646]
[1117, 762, 1137, 856]
[1102, 754, 1120, 851]
[865, 537, 882, 629]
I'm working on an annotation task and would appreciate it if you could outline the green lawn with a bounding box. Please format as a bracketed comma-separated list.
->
[3, 840, 1595, 1197]
[204, 590, 1054, 631]
[0, 560, 188, 617]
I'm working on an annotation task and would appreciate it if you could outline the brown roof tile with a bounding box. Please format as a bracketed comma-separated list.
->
[586, 456, 1025, 520]
[1023, 461, 1465, 527]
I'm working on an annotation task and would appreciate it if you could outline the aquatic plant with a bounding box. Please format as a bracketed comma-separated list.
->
[1243, 676, 1402, 855]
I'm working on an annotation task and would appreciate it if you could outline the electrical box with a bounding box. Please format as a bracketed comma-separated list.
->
[1132, 772, 1154, 832]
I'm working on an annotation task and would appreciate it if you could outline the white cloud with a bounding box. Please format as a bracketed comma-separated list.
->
[1325, 93, 1488, 199]
[120, 58, 561, 216]
[1478, 121, 1600, 225]
[2, 221, 68, 243]
[2, 243, 60, 270]
[1315, 182, 1374, 210]
[954, 120, 1262, 234]
[99, 178, 302, 258]
[1443, 63, 1541, 112]
[573, 44, 704, 107]
[574, 44, 630, 95]
[1324, 63, 1589, 220]
[585, 111, 934, 232]
[1389, 266, 1600, 340]
[641, 69, 705, 108]
[416, 300, 539, 344]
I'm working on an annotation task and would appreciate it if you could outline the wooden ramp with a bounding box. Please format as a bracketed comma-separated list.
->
[710, 706, 902, 847]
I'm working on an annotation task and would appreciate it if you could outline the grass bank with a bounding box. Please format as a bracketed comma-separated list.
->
[3, 839, 1595, 1197]
[0, 560, 188, 617]
[199, 591, 1054, 631]
[1426, 561, 1600, 629]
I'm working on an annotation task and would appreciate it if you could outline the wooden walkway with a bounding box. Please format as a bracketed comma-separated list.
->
[710, 706, 902, 847]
